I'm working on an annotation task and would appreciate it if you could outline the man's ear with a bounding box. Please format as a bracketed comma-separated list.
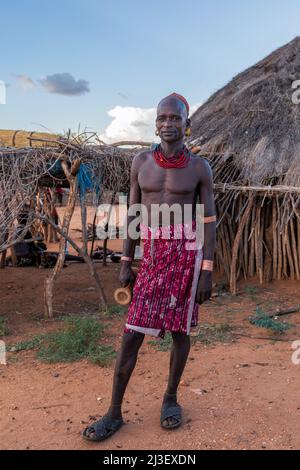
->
[186, 118, 191, 129]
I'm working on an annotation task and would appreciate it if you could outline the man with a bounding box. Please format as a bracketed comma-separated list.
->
[82, 93, 216, 442]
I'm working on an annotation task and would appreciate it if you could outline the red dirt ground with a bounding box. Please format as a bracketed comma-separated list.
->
[1, 208, 300, 450]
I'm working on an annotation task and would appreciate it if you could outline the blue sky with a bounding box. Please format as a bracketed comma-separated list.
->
[0, 0, 299, 141]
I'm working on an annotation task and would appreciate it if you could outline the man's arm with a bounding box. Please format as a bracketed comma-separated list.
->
[119, 152, 143, 287]
[196, 159, 216, 304]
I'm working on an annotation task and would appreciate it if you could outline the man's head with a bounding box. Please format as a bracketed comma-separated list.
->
[156, 93, 191, 143]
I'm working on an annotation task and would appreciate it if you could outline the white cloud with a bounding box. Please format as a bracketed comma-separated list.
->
[39, 73, 90, 96]
[0, 80, 6, 104]
[13, 74, 36, 90]
[99, 103, 201, 144]
[99, 105, 157, 144]
[189, 103, 201, 116]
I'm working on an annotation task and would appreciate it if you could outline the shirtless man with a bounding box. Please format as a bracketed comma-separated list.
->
[82, 93, 216, 442]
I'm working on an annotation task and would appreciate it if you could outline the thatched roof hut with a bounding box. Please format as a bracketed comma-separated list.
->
[189, 37, 300, 292]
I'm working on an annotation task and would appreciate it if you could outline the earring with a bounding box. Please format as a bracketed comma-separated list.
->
[185, 128, 191, 137]
[155, 129, 159, 136]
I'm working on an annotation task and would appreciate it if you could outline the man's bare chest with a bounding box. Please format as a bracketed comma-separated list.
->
[138, 162, 199, 196]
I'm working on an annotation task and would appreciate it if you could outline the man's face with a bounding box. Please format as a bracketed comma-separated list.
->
[156, 98, 188, 143]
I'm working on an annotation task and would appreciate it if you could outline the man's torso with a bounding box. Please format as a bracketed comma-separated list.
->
[137, 150, 202, 226]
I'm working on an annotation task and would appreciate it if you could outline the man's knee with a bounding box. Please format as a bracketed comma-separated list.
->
[122, 331, 145, 351]
[115, 333, 144, 379]
[171, 332, 190, 346]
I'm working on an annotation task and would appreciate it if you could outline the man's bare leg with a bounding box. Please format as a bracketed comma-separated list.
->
[162, 332, 191, 427]
[83, 331, 144, 440]
[108, 331, 145, 419]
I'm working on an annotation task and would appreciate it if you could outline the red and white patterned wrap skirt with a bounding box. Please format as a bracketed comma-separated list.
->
[124, 221, 203, 338]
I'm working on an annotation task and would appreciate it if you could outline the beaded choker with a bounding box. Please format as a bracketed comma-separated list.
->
[153, 144, 190, 169]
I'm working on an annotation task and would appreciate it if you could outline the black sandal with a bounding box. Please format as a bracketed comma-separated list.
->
[160, 402, 182, 430]
[82, 415, 124, 442]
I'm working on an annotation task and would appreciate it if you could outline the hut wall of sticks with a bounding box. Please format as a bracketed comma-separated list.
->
[188, 37, 300, 294]
[0, 131, 143, 317]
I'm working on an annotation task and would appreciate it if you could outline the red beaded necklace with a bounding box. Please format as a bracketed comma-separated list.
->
[153, 144, 190, 169]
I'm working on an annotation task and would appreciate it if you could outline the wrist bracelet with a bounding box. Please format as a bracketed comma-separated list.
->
[203, 215, 217, 224]
[121, 256, 133, 263]
[202, 260, 214, 272]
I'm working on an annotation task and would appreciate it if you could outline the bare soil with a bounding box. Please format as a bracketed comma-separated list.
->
[1, 207, 300, 450]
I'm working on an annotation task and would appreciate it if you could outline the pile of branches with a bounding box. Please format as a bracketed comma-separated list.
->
[0, 134, 145, 253]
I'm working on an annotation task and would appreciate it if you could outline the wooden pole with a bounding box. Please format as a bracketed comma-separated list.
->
[90, 200, 100, 258]
[44, 159, 80, 318]
[80, 194, 88, 257]
[39, 212, 107, 308]
[0, 250, 7, 268]
[258, 204, 263, 284]
[248, 207, 256, 278]
[103, 192, 116, 267]
[277, 197, 283, 280]
[290, 218, 300, 280]
[285, 223, 295, 280]
[243, 202, 250, 279]
[298, 217, 300, 272]
[230, 193, 254, 295]
[272, 198, 277, 280]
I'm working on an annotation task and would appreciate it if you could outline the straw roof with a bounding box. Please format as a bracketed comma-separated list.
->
[189, 37, 300, 186]
[0, 130, 60, 148]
